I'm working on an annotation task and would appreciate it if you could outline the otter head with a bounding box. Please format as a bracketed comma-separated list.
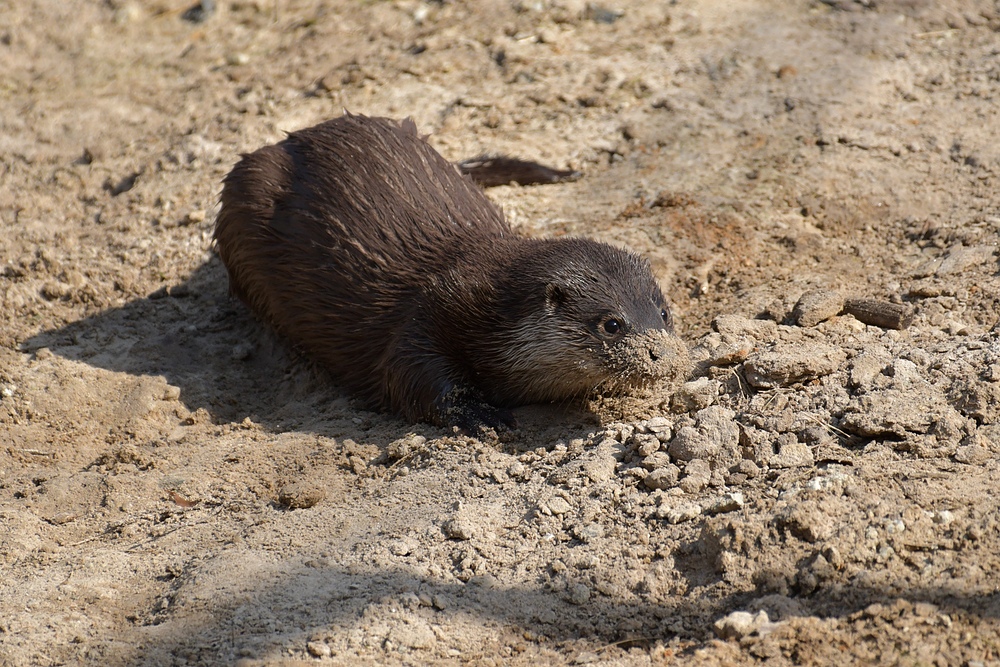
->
[488, 238, 688, 405]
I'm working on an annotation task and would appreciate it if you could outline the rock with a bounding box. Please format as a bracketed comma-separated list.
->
[744, 343, 847, 388]
[671, 377, 718, 412]
[306, 641, 331, 658]
[848, 349, 892, 390]
[277, 483, 326, 509]
[546, 496, 572, 515]
[705, 492, 745, 515]
[769, 434, 814, 468]
[679, 459, 711, 493]
[443, 517, 476, 540]
[714, 610, 771, 640]
[776, 500, 836, 543]
[705, 338, 755, 367]
[632, 432, 661, 456]
[665, 503, 702, 524]
[641, 451, 672, 471]
[792, 289, 844, 327]
[567, 583, 591, 605]
[668, 426, 714, 462]
[643, 465, 680, 490]
[668, 406, 739, 466]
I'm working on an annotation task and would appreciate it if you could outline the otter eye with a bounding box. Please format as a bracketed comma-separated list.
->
[661, 308, 670, 322]
[603, 318, 621, 335]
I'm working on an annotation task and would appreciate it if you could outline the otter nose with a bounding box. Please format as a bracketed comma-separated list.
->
[649, 346, 660, 362]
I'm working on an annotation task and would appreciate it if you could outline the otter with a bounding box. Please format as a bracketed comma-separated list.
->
[214, 113, 686, 432]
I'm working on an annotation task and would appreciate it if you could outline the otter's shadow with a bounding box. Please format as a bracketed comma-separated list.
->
[23, 258, 373, 434]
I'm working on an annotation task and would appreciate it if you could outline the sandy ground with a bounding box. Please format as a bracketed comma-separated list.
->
[2, 0, 1000, 665]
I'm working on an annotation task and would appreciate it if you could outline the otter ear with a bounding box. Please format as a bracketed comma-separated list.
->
[545, 283, 566, 307]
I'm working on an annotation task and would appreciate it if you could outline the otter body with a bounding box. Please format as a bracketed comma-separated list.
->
[215, 113, 683, 431]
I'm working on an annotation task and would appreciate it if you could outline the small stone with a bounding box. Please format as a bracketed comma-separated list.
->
[932, 510, 954, 525]
[443, 518, 476, 540]
[671, 377, 718, 412]
[666, 503, 702, 524]
[632, 433, 661, 456]
[735, 459, 760, 478]
[226, 52, 250, 66]
[705, 492, 745, 515]
[705, 338, 754, 366]
[792, 289, 845, 327]
[387, 433, 427, 460]
[714, 610, 771, 640]
[574, 523, 604, 542]
[641, 451, 672, 471]
[277, 483, 325, 509]
[954, 443, 990, 465]
[186, 209, 207, 224]
[668, 427, 714, 462]
[679, 459, 712, 493]
[643, 465, 680, 490]
[546, 496, 572, 515]
[306, 641, 331, 658]
[567, 583, 591, 605]
[769, 434, 814, 468]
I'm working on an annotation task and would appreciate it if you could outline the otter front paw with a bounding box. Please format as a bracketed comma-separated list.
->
[435, 386, 517, 434]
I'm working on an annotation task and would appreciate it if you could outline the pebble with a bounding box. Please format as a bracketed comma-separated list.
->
[679, 459, 711, 493]
[386, 433, 427, 460]
[277, 483, 326, 509]
[641, 451, 672, 471]
[567, 583, 591, 605]
[932, 509, 954, 525]
[231, 342, 254, 361]
[443, 517, 476, 540]
[633, 433, 661, 457]
[546, 496, 572, 515]
[769, 434, 815, 468]
[705, 337, 754, 366]
[713, 610, 771, 640]
[667, 406, 739, 465]
[643, 465, 680, 490]
[306, 641, 331, 658]
[671, 377, 718, 412]
[665, 503, 702, 524]
[792, 289, 845, 327]
[574, 523, 604, 542]
[705, 492, 745, 515]
[735, 459, 760, 479]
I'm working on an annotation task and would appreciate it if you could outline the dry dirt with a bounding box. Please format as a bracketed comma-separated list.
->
[3, 0, 1000, 665]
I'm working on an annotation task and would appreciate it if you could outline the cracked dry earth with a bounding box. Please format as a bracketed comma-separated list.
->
[2, 0, 1000, 665]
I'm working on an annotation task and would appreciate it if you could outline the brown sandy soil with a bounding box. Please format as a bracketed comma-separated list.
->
[2, 0, 1000, 665]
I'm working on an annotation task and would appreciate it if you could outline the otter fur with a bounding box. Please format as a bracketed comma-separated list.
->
[214, 113, 685, 431]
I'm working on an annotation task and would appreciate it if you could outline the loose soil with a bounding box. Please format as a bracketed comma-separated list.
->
[2, 1, 999, 665]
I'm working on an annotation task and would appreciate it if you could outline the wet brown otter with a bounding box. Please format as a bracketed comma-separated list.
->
[214, 113, 686, 431]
